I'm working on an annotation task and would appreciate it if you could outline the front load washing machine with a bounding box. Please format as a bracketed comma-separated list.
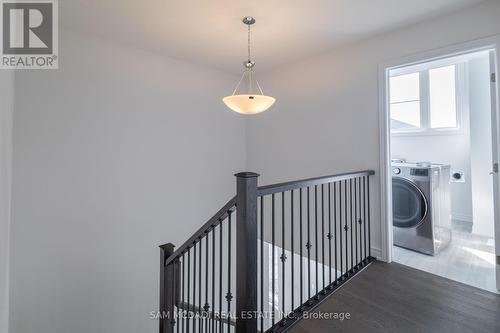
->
[392, 162, 452, 255]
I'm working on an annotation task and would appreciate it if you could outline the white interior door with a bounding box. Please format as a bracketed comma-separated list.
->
[489, 50, 500, 292]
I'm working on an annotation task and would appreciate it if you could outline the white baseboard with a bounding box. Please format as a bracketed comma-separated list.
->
[451, 213, 473, 223]
[370, 247, 383, 261]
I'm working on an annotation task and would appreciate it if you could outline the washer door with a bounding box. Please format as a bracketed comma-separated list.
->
[392, 177, 428, 228]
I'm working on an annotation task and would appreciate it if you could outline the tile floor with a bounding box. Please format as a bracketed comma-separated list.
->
[393, 225, 497, 293]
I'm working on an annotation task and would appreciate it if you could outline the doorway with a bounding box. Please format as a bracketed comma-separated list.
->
[379, 38, 500, 293]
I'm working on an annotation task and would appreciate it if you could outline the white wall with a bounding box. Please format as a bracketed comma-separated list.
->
[0, 71, 14, 333]
[8, 30, 246, 333]
[469, 54, 495, 237]
[246, 0, 500, 256]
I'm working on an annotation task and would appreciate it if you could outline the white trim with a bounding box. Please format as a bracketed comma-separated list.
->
[421, 68, 430, 131]
[488, 49, 500, 292]
[389, 51, 490, 76]
[379, 62, 392, 263]
[370, 247, 383, 261]
[390, 129, 468, 137]
[378, 35, 500, 265]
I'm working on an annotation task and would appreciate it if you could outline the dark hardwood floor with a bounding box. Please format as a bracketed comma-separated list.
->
[290, 261, 500, 333]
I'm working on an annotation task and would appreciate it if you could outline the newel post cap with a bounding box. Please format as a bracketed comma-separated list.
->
[234, 172, 260, 178]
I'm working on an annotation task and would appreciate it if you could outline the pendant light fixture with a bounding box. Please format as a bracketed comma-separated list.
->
[223, 17, 275, 115]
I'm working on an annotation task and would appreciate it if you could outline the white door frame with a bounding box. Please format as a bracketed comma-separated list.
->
[378, 35, 500, 279]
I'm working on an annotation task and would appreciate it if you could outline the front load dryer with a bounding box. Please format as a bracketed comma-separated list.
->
[392, 162, 451, 255]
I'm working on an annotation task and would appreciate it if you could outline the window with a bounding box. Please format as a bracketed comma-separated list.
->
[390, 73, 421, 131]
[429, 65, 457, 128]
[390, 63, 462, 134]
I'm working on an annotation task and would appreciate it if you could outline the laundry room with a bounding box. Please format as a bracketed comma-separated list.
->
[389, 50, 497, 292]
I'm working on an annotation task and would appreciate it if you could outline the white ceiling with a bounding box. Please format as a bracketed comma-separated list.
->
[61, 0, 485, 74]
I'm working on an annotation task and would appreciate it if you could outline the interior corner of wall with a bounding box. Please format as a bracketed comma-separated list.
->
[0, 69, 14, 333]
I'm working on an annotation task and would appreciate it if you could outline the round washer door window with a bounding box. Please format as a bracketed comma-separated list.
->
[392, 177, 428, 228]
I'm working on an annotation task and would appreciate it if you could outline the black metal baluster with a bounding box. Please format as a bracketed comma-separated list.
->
[211, 229, 215, 333]
[199, 238, 202, 333]
[187, 249, 191, 333]
[299, 188, 303, 307]
[354, 179, 358, 267]
[338, 181, 343, 280]
[333, 182, 338, 284]
[367, 176, 371, 258]
[361, 178, 364, 263]
[359, 177, 363, 265]
[193, 243, 197, 333]
[363, 176, 368, 263]
[171, 261, 177, 330]
[290, 190, 294, 312]
[226, 212, 233, 332]
[328, 183, 332, 287]
[204, 233, 209, 333]
[181, 253, 185, 333]
[361, 177, 366, 263]
[321, 184, 325, 291]
[219, 223, 223, 333]
[354, 178, 359, 269]
[362, 176, 366, 263]
[350, 178, 354, 273]
[306, 187, 311, 301]
[260, 197, 264, 333]
[281, 192, 286, 323]
[355, 178, 359, 266]
[344, 179, 348, 278]
[271, 193, 276, 327]
[360, 177, 364, 264]
[314, 185, 318, 298]
[178, 253, 184, 333]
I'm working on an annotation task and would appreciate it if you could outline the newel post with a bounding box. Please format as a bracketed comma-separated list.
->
[235, 172, 259, 333]
[159, 243, 175, 333]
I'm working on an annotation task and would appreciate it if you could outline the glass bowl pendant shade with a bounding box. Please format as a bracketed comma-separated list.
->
[223, 17, 275, 115]
[223, 63, 275, 115]
[223, 94, 276, 115]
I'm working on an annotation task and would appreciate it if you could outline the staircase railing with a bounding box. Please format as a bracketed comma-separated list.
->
[159, 170, 375, 333]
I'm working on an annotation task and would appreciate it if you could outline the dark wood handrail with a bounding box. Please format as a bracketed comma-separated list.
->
[163, 196, 236, 267]
[257, 170, 375, 196]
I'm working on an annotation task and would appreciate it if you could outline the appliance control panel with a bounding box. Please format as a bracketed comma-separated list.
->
[410, 168, 428, 177]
